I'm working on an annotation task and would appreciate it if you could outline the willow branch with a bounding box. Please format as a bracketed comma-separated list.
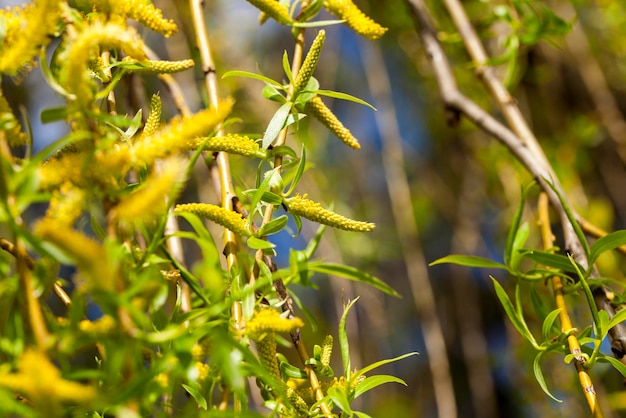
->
[538, 192, 603, 418]
[406, 0, 626, 360]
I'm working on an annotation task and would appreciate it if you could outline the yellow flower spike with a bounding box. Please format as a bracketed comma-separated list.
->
[79, 315, 117, 335]
[113, 157, 186, 224]
[61, 21, 147, 106]
[38, 152, 83, 190]
[256, 332, 281, 379]
[195, 362, 211, 382]
[246, 308, 304, 341]
[323, 0, 387, 40]
[304, 95, 361, 149]
[0, 0, 62, 75]
[132, 99, 233, 165]
[0, 350, 96, 405]
[120, 0, 178, 37]
[286, 387, 310, 416]
[35, 219, 114, 291]
[320, 335, 333, 368]
[245, 0, 293, 25]
[174, 203, 250, 237]
[131, 59, 195, 75]
[285, 194, 375, 232]
[191, 134, 266, 159]
[294, 30, 325, 93]
[141, 94, 162, 140]
[45, 183, 85, 226]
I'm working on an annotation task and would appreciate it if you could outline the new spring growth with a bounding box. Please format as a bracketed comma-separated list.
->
[323, 0, 387, 40]
[126, 58, 195, 75]
[304, 95, 361, 149]
[320, 335, 333, 368]
[293, 30, 326, 94]
[89, 0, 178, 37]
[0, 88, 28, 146]
[174, 203, 251, 237]
[0, 350, 96, 406]
[0, 0, 61, 75]
[246, 308, 304, 341]
[285, 194, 375, 232]
[245, 0, 293, 25]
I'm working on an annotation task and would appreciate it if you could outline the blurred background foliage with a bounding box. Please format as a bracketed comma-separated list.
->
[5, 0, 626, 416]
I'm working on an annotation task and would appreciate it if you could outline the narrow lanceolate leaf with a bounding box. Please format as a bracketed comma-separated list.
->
[308, 262, 399, 297]
[490, 278, 539, 348]
[174, 203, 250, 236]
[262, 102, 292, 150]
[304, 95, 360, 149]
[293, 30, 325, 93]
[429, 254, 507, 270]
[284, 194, 374, 232]
[589, 230, 626, 265]
[339, 298, 360, 377]
[541, 308, 563, 342]
[353, 375, 407, 399]
[533, 351, 562, 402]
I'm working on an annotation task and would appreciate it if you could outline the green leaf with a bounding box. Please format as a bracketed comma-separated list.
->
[39, 48, 74, 99]
[279, 361, 308, 379]
[327, 386, 352, 413]
[589, 230, 626, 265]
[308, 262, 399, 297]
[247, 237, 275, 250]
[182, 383, 208, 410]
[568, 254, 601, 339]
[286, 145, 306, 196]
[607, 308, 626, 332]
[353, 375, 407, 399]
[509, 221, 529, 270]
[491, 278, 539, 348]
[269, 145, 297, 159]
[353, 352, 418, 381]
[545, 179, 590, 258]
[292, 19, 346, 28]
[262, 103, 292, 150]
[257, 215, 288, 236]
[597, 355, 626, 378]
[541, 308, 563, 342]
[262, 83, 287, 103]
[40, 106, 69, 123]
[521, 250, 579, 273]
[533, 351, 562, 402]
[314, 89, 376, 110]
[282, 50, 294, 85]
[248, 167, 280, 224]
[429, 255, 507, 270]
[222, 70, 282, 87]
[339, 297, 359, 377]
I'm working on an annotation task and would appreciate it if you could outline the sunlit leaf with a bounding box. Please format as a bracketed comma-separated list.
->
[262, 103, 292, 149]
[429, 255, 507, 270]
[533, 352, 562, 402]
[589, 230, 626, 265]
[308, 263, 399, 297]
[353, 375, 407, 399]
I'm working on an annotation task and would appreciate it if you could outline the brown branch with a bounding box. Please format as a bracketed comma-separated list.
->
[538, 192, 603, 418]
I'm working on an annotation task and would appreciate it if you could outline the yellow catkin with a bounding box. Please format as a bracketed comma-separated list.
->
[0, 0, 62, 75]
[79, 315, 116, 335]
[245, 0, 293, 25]
[192, 134, 266, 159]
[131, 59, 195, 75]
[246, 308, 304, 340]
[132, 99, 233, 165]
[285, 194, 375, 232]
[174, 203, 250, 236]
[120, 0, 178, 37]
[323, 0, 387, 40]
[256, 332, 281, 379]
[304, 95, 361, 149]
[195, 362, 211, 382]
[141, 94, 162, 140]
[35, 219, 113, 291]
[61, 21, 147, 106]
[45, 183, 85, 226]
[294, 30, 325, 93]
[113, 157, 186, 224]
[286, 387, 310, 416]
[320, 335, 333, 368]
[0, 350, 96, 404]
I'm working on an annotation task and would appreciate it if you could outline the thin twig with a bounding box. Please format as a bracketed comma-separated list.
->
[538, 192, 603, 418]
